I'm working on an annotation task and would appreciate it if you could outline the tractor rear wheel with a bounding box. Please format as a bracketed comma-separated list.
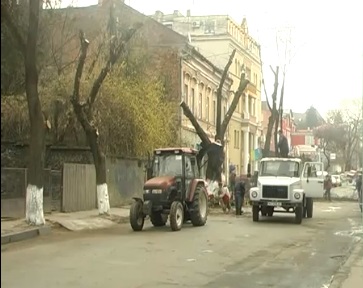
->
[170, 201, 184, 231]
[129, 201, 144, 231]
[190, 184, 208, 227]
[150, 212, 168, 227]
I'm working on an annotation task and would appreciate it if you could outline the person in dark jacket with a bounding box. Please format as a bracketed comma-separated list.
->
[234, 180, 245, 215]
[277, 130, 289, 158]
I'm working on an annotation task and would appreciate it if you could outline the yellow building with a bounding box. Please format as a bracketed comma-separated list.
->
[153, 11, 263, 175]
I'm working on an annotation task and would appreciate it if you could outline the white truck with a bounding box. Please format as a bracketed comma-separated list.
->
[249, 157, 325, 224]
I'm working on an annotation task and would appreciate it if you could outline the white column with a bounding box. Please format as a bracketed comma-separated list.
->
[243, 129, 249, 175]
[254, 134, 259, 171]
[245, 93, 249, 116]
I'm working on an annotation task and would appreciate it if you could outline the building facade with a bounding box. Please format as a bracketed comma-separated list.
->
[153, 11, 263, 175]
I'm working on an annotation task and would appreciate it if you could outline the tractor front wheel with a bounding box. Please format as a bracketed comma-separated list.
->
[170, 201, 184, 231]
[130, 201, 145, 231]
[190, 184, 208, 227]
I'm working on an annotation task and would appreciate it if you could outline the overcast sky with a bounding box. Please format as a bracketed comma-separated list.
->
[60, 0, 363, 116]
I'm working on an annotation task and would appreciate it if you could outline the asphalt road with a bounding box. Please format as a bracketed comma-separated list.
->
[2, 201, 362, 288]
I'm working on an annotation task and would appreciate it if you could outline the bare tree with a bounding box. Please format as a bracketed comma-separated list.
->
[71, 4, 141, 214]
[1, 0, 46, 225]
[180, 49, 249, 181]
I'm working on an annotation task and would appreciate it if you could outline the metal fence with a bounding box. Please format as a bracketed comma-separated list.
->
[1, 157, 146, 215]
[1, 167, 53, 218]
[62, 163, 97, 212]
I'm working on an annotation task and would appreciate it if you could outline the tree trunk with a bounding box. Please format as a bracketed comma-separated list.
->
[274, 111, 279, 156]
[72, 100, 111, 215]
[86, 128, 109, 214]
[25, 0, 45, 226]
[263, 112, 277, 157]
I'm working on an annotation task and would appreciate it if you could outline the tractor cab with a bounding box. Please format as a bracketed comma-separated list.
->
[145, 148, 202, 193]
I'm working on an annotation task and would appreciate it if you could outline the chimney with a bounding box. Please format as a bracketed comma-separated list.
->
[187, 9, 191, 17]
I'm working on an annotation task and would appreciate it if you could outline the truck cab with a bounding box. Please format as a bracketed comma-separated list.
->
[249, 157, 324, 224]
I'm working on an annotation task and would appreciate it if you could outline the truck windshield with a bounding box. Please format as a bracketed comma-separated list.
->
[153, 154, 183, 177]
[260, 161, 300, 177]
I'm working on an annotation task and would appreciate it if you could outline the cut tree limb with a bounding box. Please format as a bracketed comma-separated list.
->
[220, 72, 249, 137]
[180, 101, 211, 145]
[216, 49, 236, 137]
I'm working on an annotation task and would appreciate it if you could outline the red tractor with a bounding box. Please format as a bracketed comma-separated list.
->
[129, 147, 209, 232]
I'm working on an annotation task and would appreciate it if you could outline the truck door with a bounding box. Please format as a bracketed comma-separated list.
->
[301, 162, 325, 198]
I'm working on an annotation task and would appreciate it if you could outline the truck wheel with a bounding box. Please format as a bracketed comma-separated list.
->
[267, 207, 274, 217]
[252, 205, 259, 222]
[170, 201, 184, 231]
[130, 201, 145, 231]
[190, 184, 208, 227]
[295, 206, 303, 224]
[261, 207, 267, 216]
[150, 212, 167, 227]
[306, 198, 313, 218]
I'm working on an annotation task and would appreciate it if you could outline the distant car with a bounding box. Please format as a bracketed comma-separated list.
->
[331, 175, 342, 187]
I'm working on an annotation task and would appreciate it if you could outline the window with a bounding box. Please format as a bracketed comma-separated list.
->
[213, 100, 216, 124]
[260, 161, 300, 177]
[246, 67, 251, 80]
[191, 88, 195, 113]
[206, 96, 210, 122]
[184, 84, 188, 105]
[198, 93, 203, 119]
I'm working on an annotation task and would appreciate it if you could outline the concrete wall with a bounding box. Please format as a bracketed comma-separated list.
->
[106, 157, 146, 206]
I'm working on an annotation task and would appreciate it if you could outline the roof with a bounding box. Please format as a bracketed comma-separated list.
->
[154, 147, 198, 154]
[261, 157, 302, 162]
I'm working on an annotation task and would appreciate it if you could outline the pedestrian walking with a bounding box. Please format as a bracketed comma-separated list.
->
[277, 130, 289, 158]
[324, 175, 332, 201]
[218, 175, 231, 213]
[234, 176, 250, 215]
[229, 166, 236, 203]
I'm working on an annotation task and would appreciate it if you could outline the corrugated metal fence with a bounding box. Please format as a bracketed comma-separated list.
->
[62, 163, 97, 212]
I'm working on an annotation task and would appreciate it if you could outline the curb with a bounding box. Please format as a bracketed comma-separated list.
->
[329, 240, 362, 288]
[1, 226, 51, 245]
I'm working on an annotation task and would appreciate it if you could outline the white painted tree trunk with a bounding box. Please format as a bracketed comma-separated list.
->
[97, 183, 110, 215]
[25, 184, 45, 226]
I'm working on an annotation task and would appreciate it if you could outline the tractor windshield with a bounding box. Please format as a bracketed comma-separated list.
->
[260, 161, 300, 177]
[153, 154, 183, 177]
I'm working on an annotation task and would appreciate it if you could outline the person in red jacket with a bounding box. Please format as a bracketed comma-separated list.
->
[324, 175, 332, 201]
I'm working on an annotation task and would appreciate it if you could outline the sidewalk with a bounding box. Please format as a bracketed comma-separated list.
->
[1, 207, 130, 245]
[330, 242, 363, 288]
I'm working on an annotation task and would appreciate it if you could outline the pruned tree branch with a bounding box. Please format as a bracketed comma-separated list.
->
[262, 79, 272, 112]
[220, 71, 249, 137]
[216, 49, 236, 137]
[88, 27, 139, 106]
[180, 101, 211, 145]
[72, 31, 89, 106]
